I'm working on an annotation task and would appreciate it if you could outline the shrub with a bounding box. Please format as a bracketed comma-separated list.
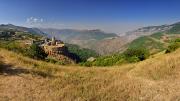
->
[125, 56, 139, 63]
[56, 61, 65, 65]
[0, 61, 3, 72]
[80, 61, 93, 67]
[46, 58, 66, 65]
[0, 41, 25, 54]
[174, 38, 180, 42]
[46, 58, 58, 64]
[81, 48, 150, 67]
[123, 48, 150, 62]
[66, 44, 98, 62]
[165, 42, 180, 53]
[26, 44, 48, 60]
[81, 54, 125, 67]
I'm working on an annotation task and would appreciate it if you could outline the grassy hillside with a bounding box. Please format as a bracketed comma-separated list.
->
[40, 28, 119, 55]
[1, 48, 180, 100]
[0, 24, 45, 35]
[65, 43, 99, 62]
[150, 32, 164, 39]
[128, 36, 165, 54]
[89, 36, 129, 55]
[0, 29, 99, 64]
[127, 23, 180, 55]
[168, 23, 180, 34]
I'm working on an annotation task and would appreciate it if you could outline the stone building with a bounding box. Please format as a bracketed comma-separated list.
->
[41, 37, 74, 64]
[42, 37, 66, 55]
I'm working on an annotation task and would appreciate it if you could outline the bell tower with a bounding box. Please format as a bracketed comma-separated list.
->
[51, 36, 56, 45]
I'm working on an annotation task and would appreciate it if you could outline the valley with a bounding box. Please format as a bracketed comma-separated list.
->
[1, 0, 180, 101]
[37, 22, 180, 55]
[0, 22, 180, 101]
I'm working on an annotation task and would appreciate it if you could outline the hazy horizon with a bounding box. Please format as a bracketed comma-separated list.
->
[1, 0, 180, 34]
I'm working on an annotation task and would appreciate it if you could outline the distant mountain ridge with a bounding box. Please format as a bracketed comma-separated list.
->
[39, 28, 119, 55]
[38, 22, 180, 55]
[125, 22, 180, 40]
[1, 22, 180, 55]
[39, 28, 118, 41]
[0, 24, 45, 35]
[126, 22, 180, 54]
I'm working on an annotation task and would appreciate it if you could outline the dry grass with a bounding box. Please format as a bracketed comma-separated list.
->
[0, 48, 180, 101]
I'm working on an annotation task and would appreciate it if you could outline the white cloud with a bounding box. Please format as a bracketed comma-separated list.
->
[26, 17, 43, 24]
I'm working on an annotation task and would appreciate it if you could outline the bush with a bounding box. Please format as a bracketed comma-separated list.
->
[0, 41, 25, 54]
[165, 42, 180, 53]
[81, 48, 150, 67]
[46, 58, 65, 65]
[125, 56, 140, 63]
[0, 61, 3, 72]
[123, 48, 150, 62]
[81, 54, 125, 67]
[174, 38, 180, 42]
[46, 58, 58, 64]
[80, 61, 93, 67]
[26, 44, 48, 60]
[66, 44, 98, 62]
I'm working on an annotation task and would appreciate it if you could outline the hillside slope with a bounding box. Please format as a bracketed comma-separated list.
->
[38, 22, 180, 55]
[127, 31, 180, 54]
[39, 28, 121, 55]
[0, 24, 45, 35]
[1, 48, 180, 101]
[40, 28, 118, 41]
[88, 36, 130, 55]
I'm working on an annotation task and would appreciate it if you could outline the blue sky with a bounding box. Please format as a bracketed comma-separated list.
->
[0, 0, 180, 33]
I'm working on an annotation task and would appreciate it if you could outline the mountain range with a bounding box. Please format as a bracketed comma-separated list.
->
[1, 22, 180, 55]
[38, 22, 180, 55]
[0, 24, 45, 35]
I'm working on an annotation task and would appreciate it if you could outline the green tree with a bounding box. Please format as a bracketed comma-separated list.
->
[123, 48, 150, 62]
[66, 44, 98, 62]
[165, 42, 180, 53]
[27, 44, 47, 60]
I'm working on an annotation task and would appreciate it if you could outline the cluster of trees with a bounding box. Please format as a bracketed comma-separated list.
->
[2, 31, 180, 67]
[124, 48, 150, 62]
[65, 44, 99, 62]
[0, 39, 99, 64]
[0, 30, 151, 67]
[165, 38, 180, 53]
[81, 48, 150, 67]
[0, 41, 25, 53]
[0, 41, 48, 60]
[26, 44, 48, 60]
[3, 38, 179, 67]
[0, 31, 15, 38]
